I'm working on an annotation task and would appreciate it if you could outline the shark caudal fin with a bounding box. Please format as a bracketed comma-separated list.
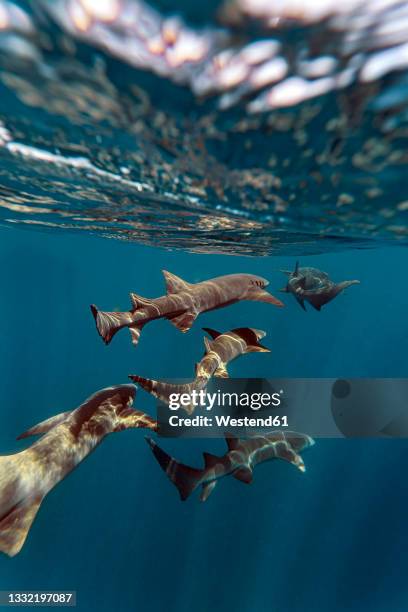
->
[0, 496, 44, 557]
[0, 491, 44, 557]
[90, 305, 139, 345]
[145, 437, 203, 501]
[0, 453, 46, 557]
[129, 376, 207, 414]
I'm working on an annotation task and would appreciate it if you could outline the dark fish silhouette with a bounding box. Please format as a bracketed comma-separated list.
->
[146, 431, 314, 501]
[91, 270, 283, 346]
[0, 385, 156, 557]
[130, 326, 270, 414]
[280, 262, 360, 311]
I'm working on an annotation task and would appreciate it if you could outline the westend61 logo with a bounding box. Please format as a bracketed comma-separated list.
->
[168, 389, 283, 411]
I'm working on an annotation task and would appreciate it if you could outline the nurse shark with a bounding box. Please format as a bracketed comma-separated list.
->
[130, 326, 270, 414]
[146, 430, 314, 501]
[280, 262, 360, 311]
[0, 385, 156, 557]
[91, 270, 283, 346]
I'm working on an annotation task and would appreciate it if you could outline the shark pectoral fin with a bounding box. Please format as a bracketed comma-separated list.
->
[202, 327, 222, 340]
[295, 295, 306, 310]
[246, 344, 271, 353]
[162, 270, 192, 294]
[277, 447, 305, 472]
[214, 364, 229, 378]
[233, 467, 253, 484]
[0, 494, 44, 557]
[129, 323, 144, 345]
[280, 270, 293, 277]
[279, 287, 289, 293]
[200, 481, 217, 502]
[17, 411, 71, 440]
[306, 294, 325, 311]
[115, 409, 157, 432]
[247, 289, 284, 307]
[167, 310, 197, 332]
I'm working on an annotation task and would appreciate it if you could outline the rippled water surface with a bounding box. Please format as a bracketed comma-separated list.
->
[0, 0, 407, 254]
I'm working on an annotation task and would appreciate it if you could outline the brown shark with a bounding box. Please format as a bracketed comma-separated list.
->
[91, 270, 283, 346]
[280, 262, 360, 311]
[130, 326, 271, 414]
[146, 430, 315, 501]
[0, 385, 156, 557]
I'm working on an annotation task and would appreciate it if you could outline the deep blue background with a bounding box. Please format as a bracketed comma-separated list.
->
[0, 226, 407, 611]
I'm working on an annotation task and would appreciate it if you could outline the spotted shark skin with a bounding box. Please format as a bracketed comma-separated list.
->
[130, 326, 271, 414]
[146, 431, 315, 501]
[0, 385, 156, 557]
[280, 262, 360, 311]
[91, 270, 283, 347]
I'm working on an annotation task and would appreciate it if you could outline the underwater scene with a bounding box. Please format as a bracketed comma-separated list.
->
[0, 1, 408, 611]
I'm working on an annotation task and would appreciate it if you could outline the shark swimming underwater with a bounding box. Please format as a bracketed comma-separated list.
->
[146, 431, 315, 501]
[91, 270, 283, 347]
[0, 385, 156, 557]
[280, 262, 360, 311]
[130, 326, 271, 414]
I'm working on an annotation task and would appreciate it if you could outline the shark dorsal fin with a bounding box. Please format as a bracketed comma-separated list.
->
[162, 270, 191, 294]
[203, 452, 220, 469]
[233, 467, 253, 484]
[130, 292, 155, 310]
[202, 327, 222, 340]
[225, 434, 239, 451]
[294, 261, 300, 275]
[203, 337, 212, 353]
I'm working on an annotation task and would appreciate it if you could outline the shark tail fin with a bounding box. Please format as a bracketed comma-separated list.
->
[90, 305, 132, 345]
[129, 376, 207, 414]
[145, 437, 202, 501]
[0, 493, 44, 557]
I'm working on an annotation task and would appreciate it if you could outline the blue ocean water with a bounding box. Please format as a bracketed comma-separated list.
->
[0, 226, 407, 611]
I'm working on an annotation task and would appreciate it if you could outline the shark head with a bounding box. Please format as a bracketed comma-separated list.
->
[231, 327, 271, 353]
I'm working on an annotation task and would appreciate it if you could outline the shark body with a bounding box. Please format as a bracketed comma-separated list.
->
[91, 270, 283, 346]
[146, 431, 314, 501]
[130, 326, 270, 414]
[0, 385, 156, 557]
[280, 262, 360, 311]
